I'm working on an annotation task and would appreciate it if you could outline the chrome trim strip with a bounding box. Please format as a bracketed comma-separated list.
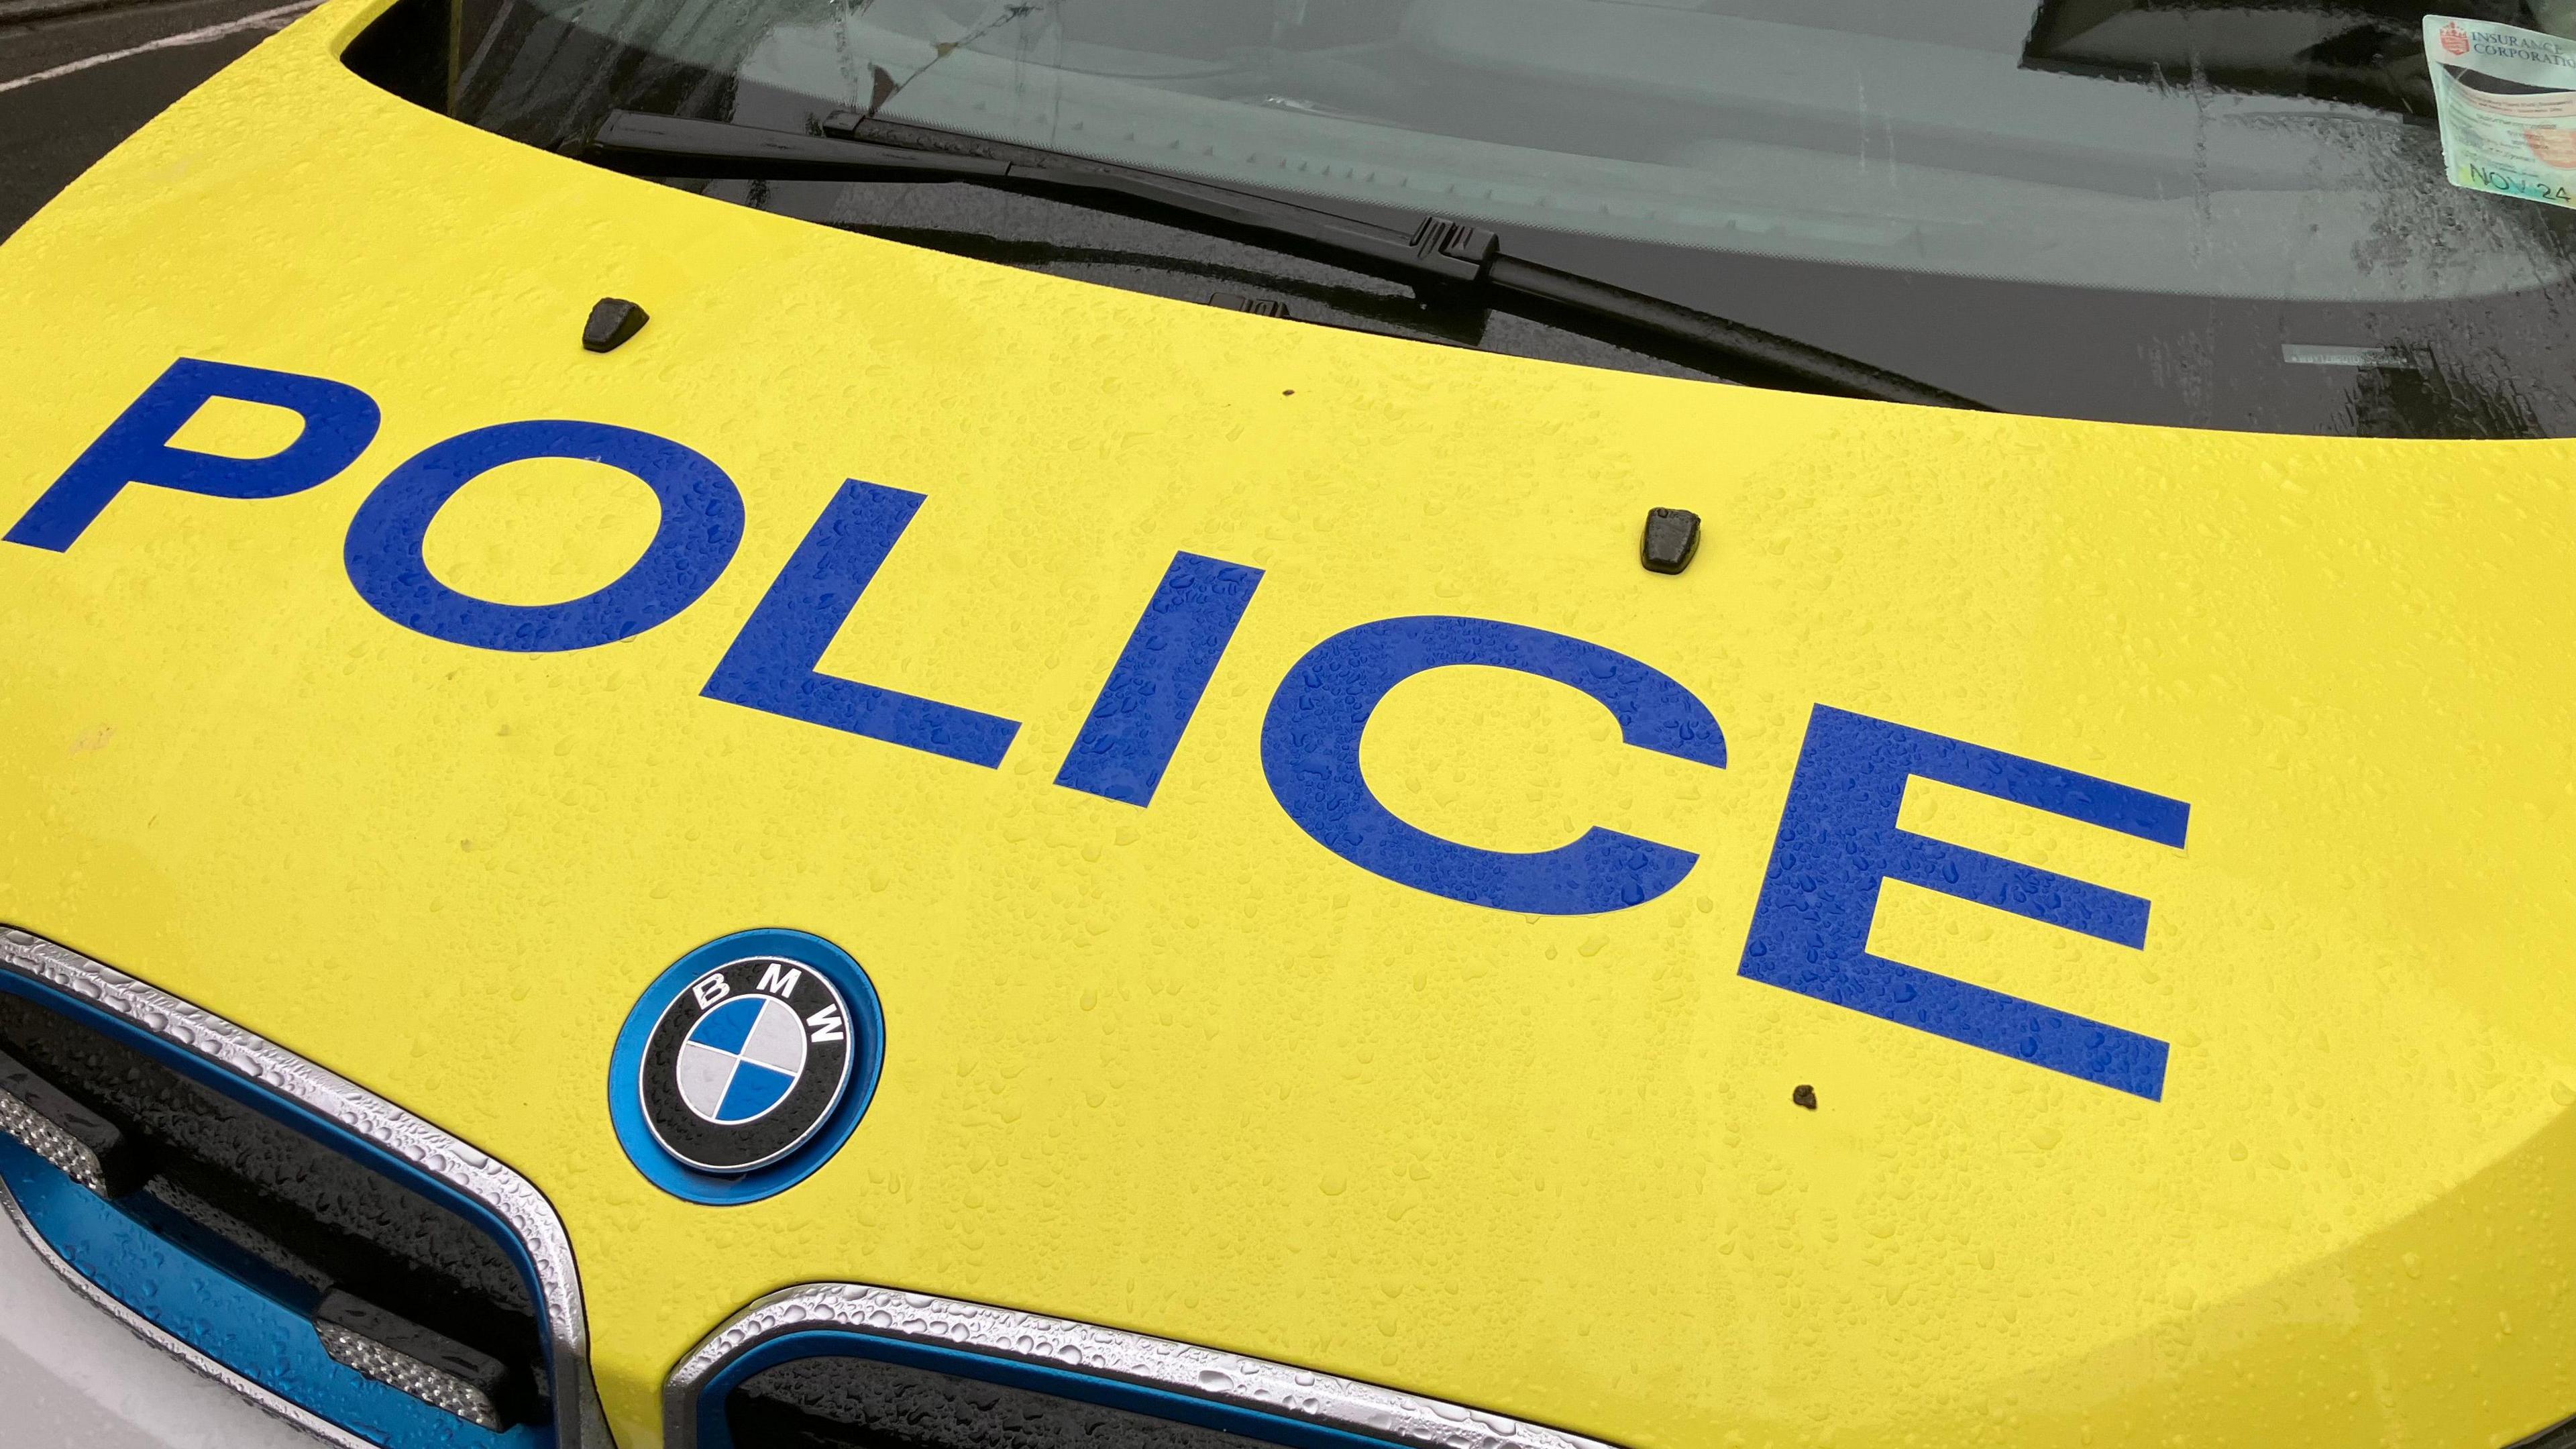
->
[665, 1281, 1629, 1449]
[0, 926, 608, 1449]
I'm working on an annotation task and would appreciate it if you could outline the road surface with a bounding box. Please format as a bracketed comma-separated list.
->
[0, 0, 309, 240]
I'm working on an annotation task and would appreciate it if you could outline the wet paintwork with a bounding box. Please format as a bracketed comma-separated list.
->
[0, 5, 2574, 1448]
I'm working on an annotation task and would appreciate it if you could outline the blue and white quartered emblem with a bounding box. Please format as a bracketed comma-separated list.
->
[644, 955, 852, 1173]
[678, 990, 816, 1125]
[611, 929, 885, 1203]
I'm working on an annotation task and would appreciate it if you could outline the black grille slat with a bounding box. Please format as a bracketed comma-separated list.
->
[0, 993, 530, 1303]
[319, 1287, 517, 1406]
[0, 988, 550, 1428]
[0, 1042, 152, 1194]
[126, 1173, 337, 1307]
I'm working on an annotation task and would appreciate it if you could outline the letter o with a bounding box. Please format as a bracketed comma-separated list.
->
[344, 421, 745, 652]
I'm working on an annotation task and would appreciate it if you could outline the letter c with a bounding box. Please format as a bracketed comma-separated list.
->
[1260, 616, 1725, 916]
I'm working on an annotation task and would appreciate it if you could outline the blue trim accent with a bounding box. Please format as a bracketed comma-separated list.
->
[0, 1134, 540, 1449]
[0, 972, 555, 1448]
[1055, 552, 1263, 807]
[694, 1329, 1409, 1449]
[701, 480, 1021, 769]
[608, 930, 885, 1205]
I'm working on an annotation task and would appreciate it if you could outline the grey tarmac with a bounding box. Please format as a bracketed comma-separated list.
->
[0, 0, 305, 241]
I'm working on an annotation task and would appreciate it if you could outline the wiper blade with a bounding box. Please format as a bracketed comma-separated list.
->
[589, 110, 1982, 410]
[592, 111, 1487, 280]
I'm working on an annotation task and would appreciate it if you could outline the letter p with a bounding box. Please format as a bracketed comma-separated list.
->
[5, 358, 382, 552]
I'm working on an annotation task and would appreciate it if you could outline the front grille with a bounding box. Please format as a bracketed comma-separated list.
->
[0, 928, 600, 1449]
[667, 1283, 1629, 1449]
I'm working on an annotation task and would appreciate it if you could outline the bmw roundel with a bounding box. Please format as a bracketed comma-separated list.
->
[640, 956, 853, 1174]
[611, 928, 885, 1202]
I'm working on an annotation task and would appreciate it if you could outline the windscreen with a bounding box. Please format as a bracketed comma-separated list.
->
[437, 0, 2576, 436]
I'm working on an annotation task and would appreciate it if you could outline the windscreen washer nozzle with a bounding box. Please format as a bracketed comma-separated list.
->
[1641, 507, 1701, 574]
[582, 297, 649, 353]
[1210, 291, 1292, 318]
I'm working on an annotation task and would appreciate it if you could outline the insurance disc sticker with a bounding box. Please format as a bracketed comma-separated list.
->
[2425, 15, 2576, 209]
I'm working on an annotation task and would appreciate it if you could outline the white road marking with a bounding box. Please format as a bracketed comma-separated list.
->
[0, 0, 319, 97]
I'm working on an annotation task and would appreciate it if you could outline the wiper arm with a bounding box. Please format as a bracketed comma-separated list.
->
[589, 110, 1982, 410]
[595, 109, 1491, 280]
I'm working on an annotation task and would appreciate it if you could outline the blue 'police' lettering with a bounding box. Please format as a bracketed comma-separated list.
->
[702, 479, 1020, 769]
[343, 420, 744, 652]
[1056, 551, 1263, 806]
[3, 358, 2215, 1099]
[1737, 704, 2190, 1098]
[6, 358, 381, 552]
[1260, 616, 1725, 915]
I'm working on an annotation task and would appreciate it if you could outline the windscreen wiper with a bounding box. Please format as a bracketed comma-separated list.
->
[589, 109, 1983, 410]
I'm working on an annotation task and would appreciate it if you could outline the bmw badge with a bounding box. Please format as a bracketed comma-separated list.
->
[610, 929, 885, 1204]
